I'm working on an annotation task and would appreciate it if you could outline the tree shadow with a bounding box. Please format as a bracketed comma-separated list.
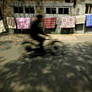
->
[0, 41, 92, 92]
[0, 41, 13, 51]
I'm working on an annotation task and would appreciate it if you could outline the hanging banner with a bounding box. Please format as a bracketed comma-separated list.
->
[60, 16, 75, 28]
[16, 18, 31, 29]
[76, 15, 86, 24]
[7, 17, 16, 29]
[86, 14, 92, 27]
[43, 17, 56, 29]
[0, 20, 5, 33]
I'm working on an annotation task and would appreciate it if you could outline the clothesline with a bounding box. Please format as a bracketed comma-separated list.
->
[5, 14, 92, 30]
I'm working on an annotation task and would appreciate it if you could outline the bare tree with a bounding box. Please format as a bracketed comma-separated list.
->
[2, 0, 9, 32]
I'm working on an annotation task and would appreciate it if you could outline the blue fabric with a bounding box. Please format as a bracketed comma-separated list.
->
[86, 15, 92, 27]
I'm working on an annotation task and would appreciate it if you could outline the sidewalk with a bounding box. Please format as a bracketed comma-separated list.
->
[0, 33, 92, 44]
[50, 34, 92, 42]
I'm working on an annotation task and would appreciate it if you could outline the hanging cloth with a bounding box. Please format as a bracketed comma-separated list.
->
[86, 14, 92, 27]
[43, 17, 56, 29]
[7, 17, 16, 29]
[60, 16, 76, 28]
[0, 20, 5, 33]
[76, 15, 86, 24]
[16, 18, 31, 29]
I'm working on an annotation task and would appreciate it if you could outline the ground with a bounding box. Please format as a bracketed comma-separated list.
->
[0, 34, 92, 92]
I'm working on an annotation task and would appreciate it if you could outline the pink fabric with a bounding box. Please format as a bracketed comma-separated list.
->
[60, 16, 75, 28]
[43, 17, 56, 29]
[16, 18, 31, 29]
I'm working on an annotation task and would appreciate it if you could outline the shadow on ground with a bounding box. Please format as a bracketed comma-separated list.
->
[0, 40, 92, 92]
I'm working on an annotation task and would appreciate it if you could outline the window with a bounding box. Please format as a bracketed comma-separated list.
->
[86, 4, 92, 14]
[25, 7, 35, 13]
[64, 8, 69, 14]
[0, 8, 3, 20]
[46, 8, 56, 14]
[65, 0, 70, 3]
[18, 7, 23, 13]
[14, 7, 18, 13]
[58, 8, 69, 14]
[13, 6, 23, 13]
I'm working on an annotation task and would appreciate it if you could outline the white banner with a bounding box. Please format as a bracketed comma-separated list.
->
[76, 15, 86, 24]
[60, 16, 75, 28]
[0, 20, 5, 33]
[7, 17, 16, 29]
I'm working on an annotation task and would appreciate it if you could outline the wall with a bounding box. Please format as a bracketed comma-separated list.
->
[1, 0, 92, 34]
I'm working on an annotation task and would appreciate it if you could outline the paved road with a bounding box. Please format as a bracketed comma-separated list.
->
[0, 34, 92, 92]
